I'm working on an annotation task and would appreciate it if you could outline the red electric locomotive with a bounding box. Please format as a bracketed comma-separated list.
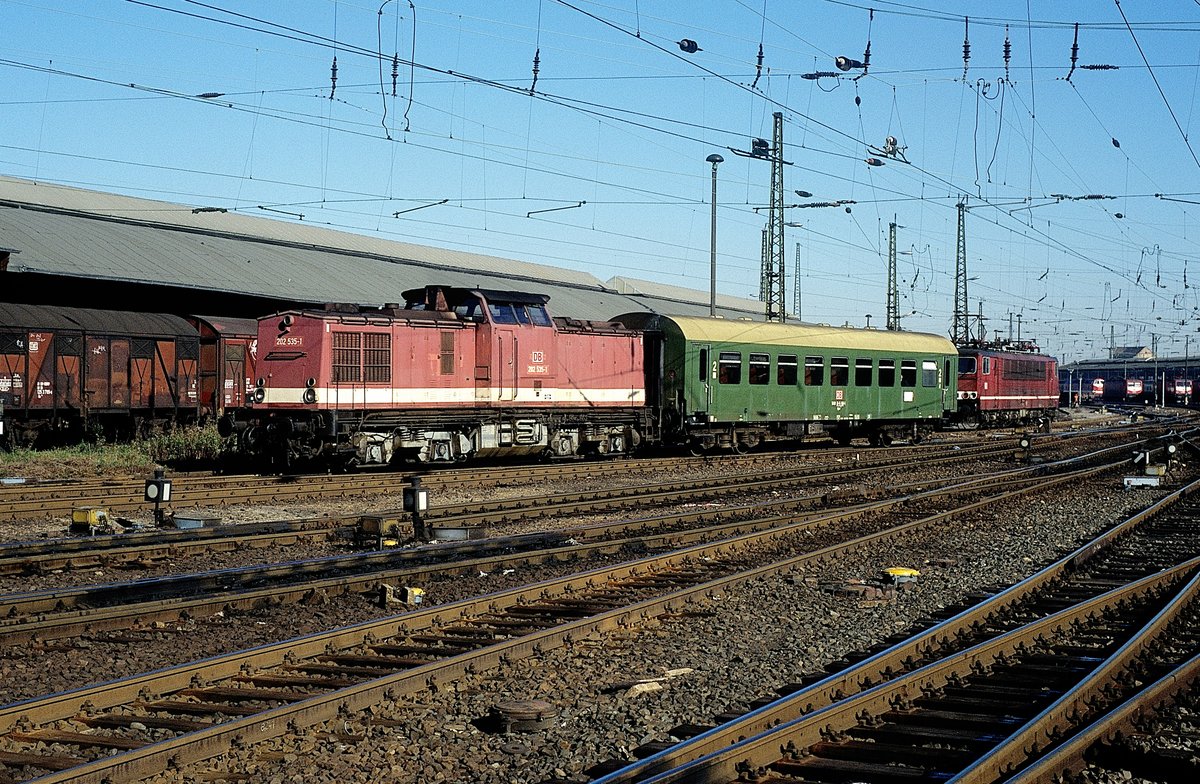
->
[954, 343, 1059, 427]
[223, 285, 647, 468]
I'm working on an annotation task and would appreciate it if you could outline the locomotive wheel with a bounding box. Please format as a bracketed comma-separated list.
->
[960, 414, 980, 430]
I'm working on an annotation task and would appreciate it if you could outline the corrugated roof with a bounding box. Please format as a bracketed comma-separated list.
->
[653, 315, 957, 353]
[606, 276, 764, 313]
[0, 176, 770, 323]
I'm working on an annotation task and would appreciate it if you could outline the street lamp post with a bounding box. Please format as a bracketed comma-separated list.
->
[706, 154, 724, 317]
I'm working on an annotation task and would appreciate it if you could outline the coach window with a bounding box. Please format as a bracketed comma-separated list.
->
[900, 359, 917, 387]
[698, 348, 708, 381]
[921, 359, 938, 387]
[804, 356, 824, 386]
[718, 352, 742, 384]
[982, 356, 992, 375]
[878, 359, 896, 386]
[855, 358, 873, 386]
[944, 359, 953, 388]
[958, 356, 976, 375]
[749, 353, 770, 385]
[777, 354, 798, 385]
[830, 357, 849, 386]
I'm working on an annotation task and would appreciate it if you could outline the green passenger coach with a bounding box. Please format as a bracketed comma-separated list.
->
[616, 314, 958, 452]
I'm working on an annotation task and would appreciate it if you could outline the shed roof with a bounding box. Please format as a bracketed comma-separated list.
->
[0, 176, 766, 323]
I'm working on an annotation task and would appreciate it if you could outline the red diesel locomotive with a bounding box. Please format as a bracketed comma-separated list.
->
[221, 286, 648, 468]
[954, 343, 1059, 427]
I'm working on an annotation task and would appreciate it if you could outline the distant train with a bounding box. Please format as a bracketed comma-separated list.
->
[0, 304, 257, 447]
[952, 343, 1059, 427]
[221, 285, 961, 468]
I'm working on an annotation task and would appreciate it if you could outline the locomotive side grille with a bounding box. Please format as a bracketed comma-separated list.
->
[363, 333, 391, 383]
[332, 332, 361, 383]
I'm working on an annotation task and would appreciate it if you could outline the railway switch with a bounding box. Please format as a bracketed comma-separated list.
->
[70, 506, 110, 536]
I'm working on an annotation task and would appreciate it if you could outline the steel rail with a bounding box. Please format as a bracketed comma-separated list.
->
[627, 557, 1200, 784]
[998, 651, 1200, 784]
[0, 421, 1160, 521]
[591, 467, 1200, 783]
[949, 568, 1200, 784]
[0, 439, 1040, 576]
[0, 459, 1130, 782]
[0, 457, 1109, 643]
[0, 441, 1001, 520]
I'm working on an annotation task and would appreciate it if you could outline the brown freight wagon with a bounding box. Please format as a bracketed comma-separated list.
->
[0, 303, 200, 446]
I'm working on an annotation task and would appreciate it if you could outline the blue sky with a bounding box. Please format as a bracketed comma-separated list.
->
[4, 0, 1200, 362]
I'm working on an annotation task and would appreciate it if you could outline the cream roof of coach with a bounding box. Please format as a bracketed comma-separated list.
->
[664, 316, 957, 354]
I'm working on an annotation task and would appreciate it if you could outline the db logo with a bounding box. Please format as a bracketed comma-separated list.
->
[834, 389, 844, 400]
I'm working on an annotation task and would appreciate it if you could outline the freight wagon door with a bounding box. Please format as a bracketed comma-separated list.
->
[0, 332, 30, 415]
[85, 337, 111, 410]
[54, 334, 82, 412]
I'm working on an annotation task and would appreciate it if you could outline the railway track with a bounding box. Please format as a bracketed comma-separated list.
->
[0, 440, 1184, 783]
[584, 478, 1200, 783]
[0, 420, 1167, 523]
[0, 442, 1135, 644]
[0, 437, 1065, 576]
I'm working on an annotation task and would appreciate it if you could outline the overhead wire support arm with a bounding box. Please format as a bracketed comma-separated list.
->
[393, 198, 449, 217]
[527, 201, 585, 218]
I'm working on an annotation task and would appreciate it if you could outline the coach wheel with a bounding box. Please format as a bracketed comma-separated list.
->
[835, 431, 853, 447]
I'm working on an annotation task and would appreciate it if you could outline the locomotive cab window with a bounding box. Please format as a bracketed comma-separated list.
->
[921, 360, 938, 387]
[718, 352, 742, 384]
[982, 357, 992, 374]
[855, 358, 872, 386]
[900, 360, 917, 387]
[777, 354, 798, 385]
[878, 359, 896, 387]
[958, 356, 977, 375]
[804, 356, 824, 386]
[748, 353, 770, 385]
[830, 357, 849, 386]
[454, 298, 483, 321]
[527, 305, 553, 327]
[488, 303, 519, 325]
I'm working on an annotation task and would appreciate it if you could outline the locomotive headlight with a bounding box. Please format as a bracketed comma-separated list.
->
[303, 387, 318, 404]
[253, 388, 266, 404]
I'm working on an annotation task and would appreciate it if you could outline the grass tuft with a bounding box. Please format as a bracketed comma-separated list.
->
[0, 425, 223, 481]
